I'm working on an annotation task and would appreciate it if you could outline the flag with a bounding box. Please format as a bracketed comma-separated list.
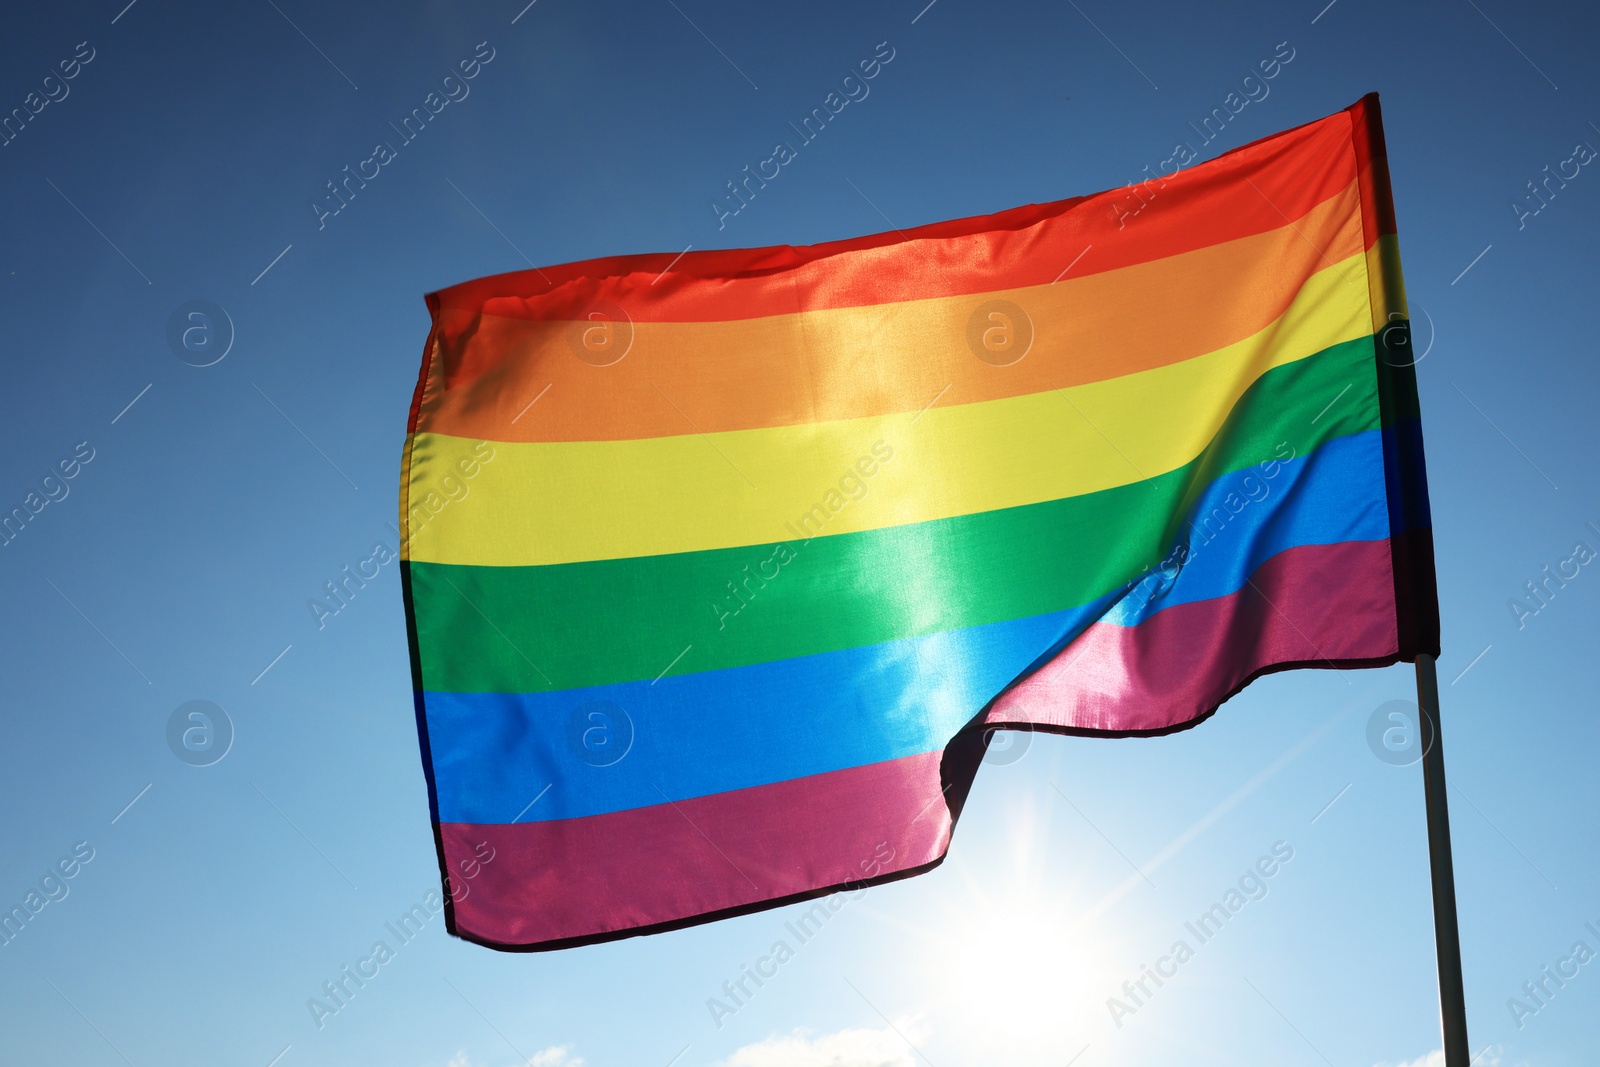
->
[401, 93, 1437, 950]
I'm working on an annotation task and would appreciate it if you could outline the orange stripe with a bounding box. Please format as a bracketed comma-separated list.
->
[416, 180, 1365, 442]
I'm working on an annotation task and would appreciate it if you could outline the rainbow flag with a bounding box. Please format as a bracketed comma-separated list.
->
[401, 94, 1437, 950]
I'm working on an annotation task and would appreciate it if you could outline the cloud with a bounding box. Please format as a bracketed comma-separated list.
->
[527, 1049, 584, 1067]
[1375, 1049, 1500, 1067]
[1377, 1053, 1445, 1067]
[442, 1047, 583, 1067]
[717, 1021, 926, 1067]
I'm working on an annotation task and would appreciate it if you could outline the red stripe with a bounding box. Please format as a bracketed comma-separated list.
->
[985, 538, 1399, 735]
[1346, 93, 1397, 248]
[441, 751, 957, 950]
[424, 106, 1361, 338]
[405, 301, 440, 438]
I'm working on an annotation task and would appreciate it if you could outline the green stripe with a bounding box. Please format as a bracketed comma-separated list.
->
[1374, 318, 1422, 424]
[411, 335, 1384, 693]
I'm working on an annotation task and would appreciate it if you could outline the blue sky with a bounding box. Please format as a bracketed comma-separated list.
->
[1, 0, 1597, 1065]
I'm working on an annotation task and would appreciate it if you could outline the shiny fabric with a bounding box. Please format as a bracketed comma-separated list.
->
[401, 94, 1438, 950]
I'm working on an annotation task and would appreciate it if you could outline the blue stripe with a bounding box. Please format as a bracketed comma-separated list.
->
[1384, 417, 1432, 531]
[1100, 427, 1399, 626]
[426, 428, 1393, 824]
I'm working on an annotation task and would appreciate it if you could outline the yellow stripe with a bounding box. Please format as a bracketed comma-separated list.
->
[405, 252, 1372, 567]
[1366, 234, 1407, 327]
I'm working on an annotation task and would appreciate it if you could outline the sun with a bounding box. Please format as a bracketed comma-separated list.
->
[901, 785, 1123, 1062]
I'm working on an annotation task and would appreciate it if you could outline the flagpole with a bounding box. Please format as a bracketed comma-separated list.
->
[1415, 654, 1471, 1066]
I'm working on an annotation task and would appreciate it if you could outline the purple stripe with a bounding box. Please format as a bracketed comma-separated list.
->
[987, 538, 1398, 734]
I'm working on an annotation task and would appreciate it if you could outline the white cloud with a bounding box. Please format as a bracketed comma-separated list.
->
[717, 1021, 927, 1067]
[1376, 1053, 1445, 1067]
[441, 1047, 582, 1067]
[527, 1049, 583, 1067]
[1375, 1049, 1500, 1067]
